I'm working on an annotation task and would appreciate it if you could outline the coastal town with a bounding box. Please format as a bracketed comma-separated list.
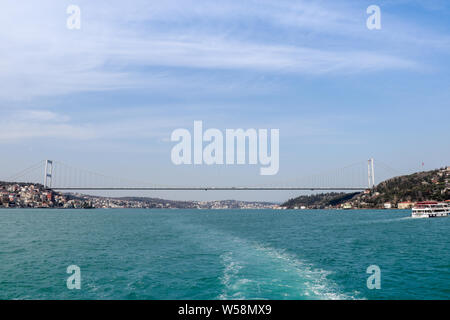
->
[0, 183, 91, 209]
[0, 182, 279, 209]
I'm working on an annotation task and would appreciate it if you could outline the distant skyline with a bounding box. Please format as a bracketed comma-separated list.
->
[1, 0, 449, 201]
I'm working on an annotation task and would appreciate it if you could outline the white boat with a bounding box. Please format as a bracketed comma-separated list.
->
[412, 201, 450, 218]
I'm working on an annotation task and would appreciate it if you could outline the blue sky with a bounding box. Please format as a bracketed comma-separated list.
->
[0, 0, 449, 201]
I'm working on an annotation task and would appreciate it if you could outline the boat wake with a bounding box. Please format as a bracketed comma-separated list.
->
[217, 237, 356, 300]
[167, 217, 359, 300]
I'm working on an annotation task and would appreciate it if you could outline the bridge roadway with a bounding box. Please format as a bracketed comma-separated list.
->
[52, 187, 367, 191]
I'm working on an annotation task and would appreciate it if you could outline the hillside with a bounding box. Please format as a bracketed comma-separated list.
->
[282, 166, 450, 209]
[282, 192, 359, 209]
[362, 167, 449, 206]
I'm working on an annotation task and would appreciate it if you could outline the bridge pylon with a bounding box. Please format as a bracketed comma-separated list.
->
[368, 158, 375, 188]
[43, 160, 53, 189]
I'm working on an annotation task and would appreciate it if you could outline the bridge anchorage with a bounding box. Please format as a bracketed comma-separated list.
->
[3, 158, 400, 192]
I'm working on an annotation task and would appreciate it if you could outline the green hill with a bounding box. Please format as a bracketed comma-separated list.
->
[282, 192, 359, 209]
[282, 166, 450, 209]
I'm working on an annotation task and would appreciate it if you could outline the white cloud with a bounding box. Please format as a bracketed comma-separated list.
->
[0, 110, 94, 141]
[0, 107, 360, 146]
[0, 0, 445, 100]
[22, 110, 70, 122]
[0, 108, 188, 143]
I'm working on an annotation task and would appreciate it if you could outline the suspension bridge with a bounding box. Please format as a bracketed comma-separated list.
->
[1, 159, 401, 192]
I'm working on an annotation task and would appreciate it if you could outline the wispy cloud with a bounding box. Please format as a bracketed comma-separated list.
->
[0, 107, 361, 146]
[0, 108, 196, 143]
[0, 110, 94, 141]
[0, 0, 442, 101]
[21, 110, 70, 122]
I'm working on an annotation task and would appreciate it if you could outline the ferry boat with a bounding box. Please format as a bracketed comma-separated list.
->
[412, 201, 450, 218]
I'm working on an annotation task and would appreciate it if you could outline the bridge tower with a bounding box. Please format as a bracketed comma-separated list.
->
[43, 160, 53, 189]
[368, 158, 375, 188]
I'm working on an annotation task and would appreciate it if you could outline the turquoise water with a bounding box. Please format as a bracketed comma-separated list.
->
[0, 209, 449, 300]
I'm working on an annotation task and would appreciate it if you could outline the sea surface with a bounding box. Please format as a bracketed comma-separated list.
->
[0, 209, 449, 300]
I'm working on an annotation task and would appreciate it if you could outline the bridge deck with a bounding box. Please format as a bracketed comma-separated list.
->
[52, 187, 366, 191]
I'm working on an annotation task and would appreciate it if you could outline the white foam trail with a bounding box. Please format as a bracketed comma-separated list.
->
[253, 243, 353, 300]
[218, 237, 356, 300]
[355, 216, 413, 226]
[218, 252, 247, 300]
[168, 218, 358, 300]
[331, 215, 413, 227]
